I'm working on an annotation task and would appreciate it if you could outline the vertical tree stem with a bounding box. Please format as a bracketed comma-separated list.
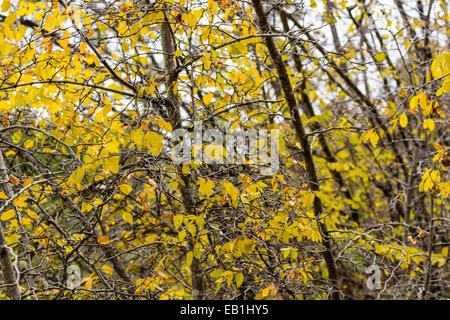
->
[0, 149, 21, 299]
[161, 13, 204, 300]
[250, 0, 340, 299]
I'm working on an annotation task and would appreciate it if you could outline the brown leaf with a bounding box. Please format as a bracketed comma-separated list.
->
[175, 13, 183, 24]
[9, 174, 20, 186]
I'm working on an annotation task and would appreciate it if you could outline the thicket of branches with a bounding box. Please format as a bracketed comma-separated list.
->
[0, 0, 448, 299]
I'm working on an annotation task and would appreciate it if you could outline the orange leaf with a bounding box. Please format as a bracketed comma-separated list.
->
[2, 114, 10, 127]
[97, 235, 110, 245]
[85, 30, 95, 38]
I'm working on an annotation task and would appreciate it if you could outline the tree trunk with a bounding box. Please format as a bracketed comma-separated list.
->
[250, 0, 340, 299]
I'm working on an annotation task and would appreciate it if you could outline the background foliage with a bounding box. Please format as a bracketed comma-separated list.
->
[0, 0, 448, 299]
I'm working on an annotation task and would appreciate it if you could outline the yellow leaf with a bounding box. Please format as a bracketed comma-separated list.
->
[24, 139, 34, 149]
[170, 180, 179, 191]
[108, 156, 120, 175]
[1, 209, 15, 221]
[13, 196, 27, 208]
[193, 246, 201, 259]
[59, 35, 69, 49]
[174, 49, 183, 58]
[71, 233, 86, 241]
[222, 182, 239, 208]
[26, 209, 39, 220]
[202, 93, 214, 105]
[23, 178, 34, 188]
[369, 130, 379, 148]
[373, 52, 386, 62]
[196, 215, 205, 229]
[93, 198, 103, 207]
[178, 229, 187, 241]
[68, 166, 85, 188]
[437, 78, 450, 97]
[122, 211, 133, 225]
[20, 218, 32, 225]
[144, 131, 163, 155]
[423, 118, 435, 132]
[1, 0, 11, 12]
[82, 277, 93, 290]
[399, 113, 408, 128]
[0, 192, 9, 199]
[300, 269, 308, 285]
[198, 178, 215, 197]
[102, 103, 114, 116]
[231, 120, 240, 133]
[441, 182, 450, 198]
[173, 214, 184, 230]
[186, 251, 193, 266]
[44, 15, 56, 25]
[187, 223, 196, 236]
[210, 269, 223, 278]
[235, 272, 244, 287]
[398, 88, 407, 98]
[431, 52, 450, 79]
[360, 131, 370, 144]
[157, 118, 172, 132]
[424, 177, 433, 192]
[202, 55, 211, 70]
[203, 144, 225, 162]
[261, 285, 271, 298]
[101, 265, 113, 276]
[119, 184, 132, 195]
[95, 110, 105, 123]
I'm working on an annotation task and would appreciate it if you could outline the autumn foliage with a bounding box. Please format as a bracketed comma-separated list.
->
[0, 0, 448, 300]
